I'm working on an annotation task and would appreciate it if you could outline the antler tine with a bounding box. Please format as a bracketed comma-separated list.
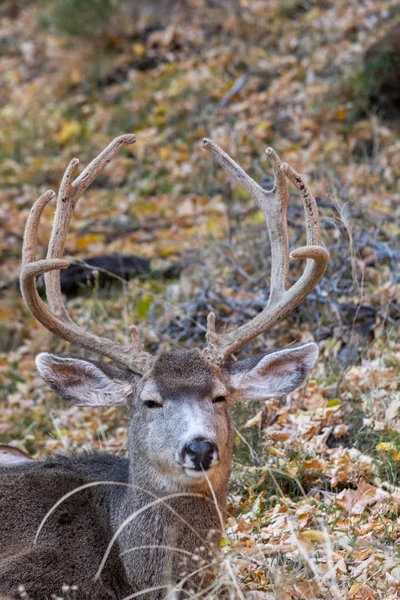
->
[45, 134, 136, 318]
[44, 157, 79, 320]
[201, 140, 290, 307]
[283, 162, 321, 246]
[20, 135, 154, 376]
[22, 190, 56, 264]
[201, 139, 328, 364]
[281, 160, 328, 316]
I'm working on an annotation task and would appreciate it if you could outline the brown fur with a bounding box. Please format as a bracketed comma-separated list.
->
[152, 350, 218, 399]
[0, 457, 130, 599]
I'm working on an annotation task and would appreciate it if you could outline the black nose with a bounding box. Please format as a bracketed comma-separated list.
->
[184, 438, 218, 470]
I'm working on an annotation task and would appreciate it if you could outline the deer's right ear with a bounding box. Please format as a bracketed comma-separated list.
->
[36, 353, 137, 406]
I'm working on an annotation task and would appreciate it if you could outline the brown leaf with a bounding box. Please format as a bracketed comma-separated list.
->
[336, 479, 387, 515]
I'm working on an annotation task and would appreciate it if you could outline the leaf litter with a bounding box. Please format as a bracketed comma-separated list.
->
[0, 0, 399, 597]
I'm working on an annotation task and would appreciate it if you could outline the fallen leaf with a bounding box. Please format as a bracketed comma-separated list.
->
[336, 479, 387, 515]
[243, 411, 263, 429]
[301, 529, 330, 543]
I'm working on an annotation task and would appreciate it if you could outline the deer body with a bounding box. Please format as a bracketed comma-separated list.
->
[0, 136, 328, 598]
[0, 454, 131, 599]
[0, 451, 222, 599]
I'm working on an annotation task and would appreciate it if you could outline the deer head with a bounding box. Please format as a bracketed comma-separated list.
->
[20, 135, 328, 492]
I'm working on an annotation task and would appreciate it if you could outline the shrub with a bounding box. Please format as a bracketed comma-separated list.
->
[41, 0, 123, 38]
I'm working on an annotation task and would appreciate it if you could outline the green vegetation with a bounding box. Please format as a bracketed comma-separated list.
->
[40, 0, 123, 38]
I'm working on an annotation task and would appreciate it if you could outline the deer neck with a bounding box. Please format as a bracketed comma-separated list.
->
[115, 445, 230, 592]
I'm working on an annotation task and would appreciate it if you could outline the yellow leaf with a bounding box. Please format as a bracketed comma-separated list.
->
[205, 215, 220, 234]
[301, 530, 330, 543]
[0, 306, 14, 320]
[220, 536, 231, 548]
[324, 140, 340, 153]
[326, 398, 340, 407]
[286, 460, 298, 477]
[267, 446, 285, 457]
[376, 442, 395, 452]
[250, 211, 266, 226]
[76, 233, 105, 249]
[348, 582, 363, 596]
[159, 243, 180, 258]
[159, 146, 172, 160]
[56, 120, 82, 144]
[336, 107, 347, 120]
[302, 458, 323, 471]
[304, 7, 320, 23]
[255, 120, 272, 134]
[70, 67, 83, 86]
[132, 43, 145, 56]
[376, 442, 400, 460]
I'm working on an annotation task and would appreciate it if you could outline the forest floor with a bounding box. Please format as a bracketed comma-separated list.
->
[0, 0, 399, 598]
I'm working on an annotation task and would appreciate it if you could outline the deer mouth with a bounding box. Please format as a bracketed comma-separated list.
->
[181, 458, 219, 478]
[183, 466, 213, 479]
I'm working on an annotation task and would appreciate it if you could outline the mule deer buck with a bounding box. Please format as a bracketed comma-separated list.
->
[0, 135, 328, 599]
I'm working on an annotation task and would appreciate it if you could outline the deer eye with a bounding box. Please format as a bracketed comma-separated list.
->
[213, 395, 227, 404]
[144, 400, 162, 409]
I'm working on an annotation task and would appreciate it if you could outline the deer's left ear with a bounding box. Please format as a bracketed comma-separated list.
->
[227, 343, 319, 400]
[36, 353, 137, 406]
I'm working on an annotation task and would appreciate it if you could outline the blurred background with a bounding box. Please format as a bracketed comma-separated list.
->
[0, 0, 399, 597]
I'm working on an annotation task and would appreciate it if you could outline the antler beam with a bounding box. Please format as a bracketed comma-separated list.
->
[20, 135, 154, 375]
[201, 139, 328, 364]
